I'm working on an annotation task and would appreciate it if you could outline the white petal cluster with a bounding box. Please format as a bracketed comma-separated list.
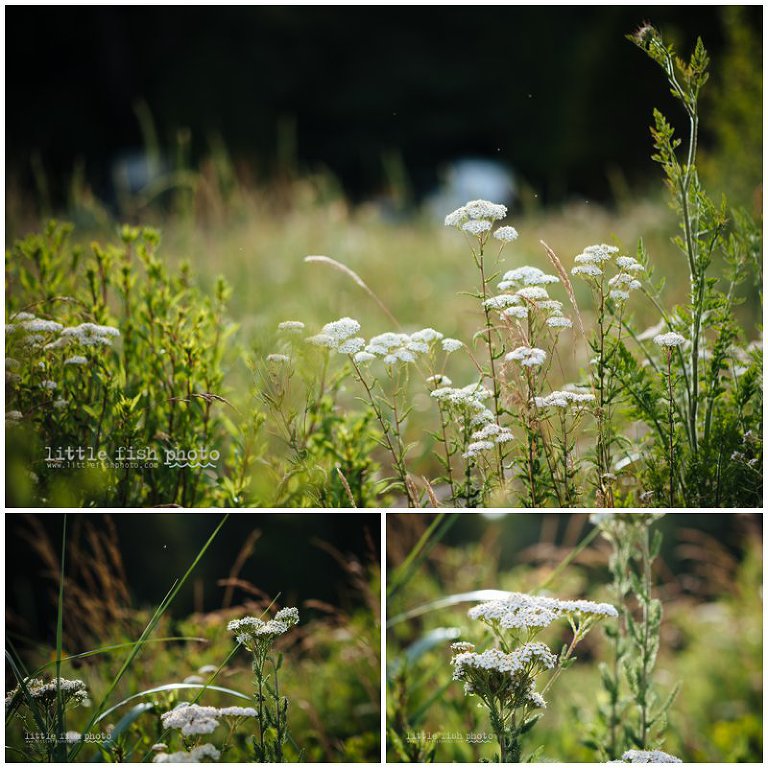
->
[468, 592, 618, 630]
[153, 743, 221, 763]
[217, 706, 258, 718]
[572, 264, 603, 278]
[575, 244, 619, 263]
[445, 199, 508, 227]
[351, 328, 444, 365]
[653, 332, 686, 348]
[502, 305, 529, 320]
[493, 226, 519, 242]
[161, 704, 221, 736]
[5, 677, 89, 709]
[452, 642, 556, 680]
[506, 346, 547, 367]
[64, 355, 88, 365]
[498, 266, 559, 290]
[431, 383, 492, 411]
[483, 294, 520, 311]
[19, 318, 64, 333]
[546, 316, 573, 329]
[464, 423, 514, 458]
[308, 317, 361, 350]
[60, 323, 121, 347]
[615, 256, 645, 272]
[461, 220, 492, 235]
[613, 749, 682, 764]
[266, 354, 290, 364]
[277, 320, 305, 333]
[526, 684, 547, 709]
[535, 390, 595, 409]
[441, 338, 464, 353]
[228, 607, 299, 650]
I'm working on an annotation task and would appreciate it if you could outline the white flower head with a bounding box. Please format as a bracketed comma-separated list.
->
[572, 264, 603, 278]
[161, 704, 220, 737]
[266, 353, 290, 364]
[493, 226, 519, 242]
[502, 305, 529, 320]
[444, 199, 507, 228]
[618, 749, 682, 763]
[506, 346, 547, 367]
[337, 337, 366, 355]
[546, 316, 573, 329]
[321, 317, 361, 345]
[498, 266, 558, 290]
[20, 319, 63, 334]
[64, 355, 88, 365]
[461, 220, 492, 236]
[483, 294, 520, 311]
[277, 320, 305, 334]
[653, 332, 686, 348]
[153, 743, 221, 764]
[441, 338, 464, 353]
[515, 286, 550, 302]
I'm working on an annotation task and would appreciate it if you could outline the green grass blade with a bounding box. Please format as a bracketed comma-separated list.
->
[387, 513, 459, 599]
[55, 514, 67, 761]
[70, 513, 229, 760]
[4, 649, 48, 735]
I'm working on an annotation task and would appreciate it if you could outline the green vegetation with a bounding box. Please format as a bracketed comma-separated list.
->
[385, 513, 762, 762]
[5, 27, 761, 508]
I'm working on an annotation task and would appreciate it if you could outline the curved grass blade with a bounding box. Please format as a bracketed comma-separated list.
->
[54, 515, 67, 761]
[386, 589, 513, 628]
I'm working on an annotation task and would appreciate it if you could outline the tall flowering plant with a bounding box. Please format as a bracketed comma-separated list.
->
[451, 593, 618, 761]
[228, 607, 300, 762]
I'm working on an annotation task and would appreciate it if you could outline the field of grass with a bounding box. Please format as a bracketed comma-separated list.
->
[5, 26, 762, 508]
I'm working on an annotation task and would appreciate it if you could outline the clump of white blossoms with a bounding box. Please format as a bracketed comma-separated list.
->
[161, 703, 258, 737]
[463, 422, 515, 459]
[444, 199, 508, 228]
[450, 591, 617, 762]
[153, 743, 221, 764]
[506, 346, 547, 368]
[228, 606, 299, 655]
[609, 749, 682, 764]
[653, 332, 686, 348]
[535, 390, 596, 410]
[5, 677, 89, 712]
[306, 317, 361, 351]
[572, 244, 620, 279]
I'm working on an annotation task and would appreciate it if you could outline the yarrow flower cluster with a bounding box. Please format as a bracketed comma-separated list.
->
[506, 346, 547, 367]
[160, 703, 258, 737]
[608, 749, 682, 764]
[227, 607, 299, 654]
[653, 332, 686, 348]
[534, 390, 596, 410]
[153, 743, 222, 764]
[463, 422, 515, 459]
[571, 244, 620, 279]
[431, 383, 495, 430]
[5, 677, 89, 711]
[306, 317, 362, 351]
[444, 199, 508, 228]
[498, 266, 559, 290]
[468, 593, 618, 635]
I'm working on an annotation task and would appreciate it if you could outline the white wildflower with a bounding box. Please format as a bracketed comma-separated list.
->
[546, 316, 573, 329]
[321, 317, 361, 343]
[6, 410, 23, 421]
[406, 340, 430, 354]
[462, 220, 492, 235]
[577, 244, 619, 262]
[306, 333, 334, 347]
[483, 294, 520, 310]
[274, 607, 300, 627]
[182, 675, 204, 685]
[610, 290, 630, 301]
[653, 332, 686, 348]
[14, 312, 37, 321]
[41, 380, 58, 390]
[277, 320, 305, 333]
[161, 704, 220, 736]
[498, 266, 558, 289]
[410, 327, 443, 343]
[538, 300, 563, 312]
[464, 199, 508, 221]
[5, 677, 89, 709]
[615, 256, 644, 271]
[61, 323, 120, 346]
[515, 286, 550, 301]
[266, 353, 290, 363]
[526, 685, 547, 709]
[337, 337, 366, 354]
[493, 226, 519, 242]
[502, 305, 529, 320]
[441, 338, 464, 352]
[506, 346, 547, 367]
[217, 706, 258, 718]
[20, 319, 63, 333]
[353, 351, 376, 363]
[64, 355, 88, 365]
[53, 398, 68, 410]
[153, 743, 221, 763]
[572, 264, 603, 278]
[618, 749, 682, 763]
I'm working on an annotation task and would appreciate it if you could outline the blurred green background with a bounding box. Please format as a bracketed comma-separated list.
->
[386, 513, 763, 762]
